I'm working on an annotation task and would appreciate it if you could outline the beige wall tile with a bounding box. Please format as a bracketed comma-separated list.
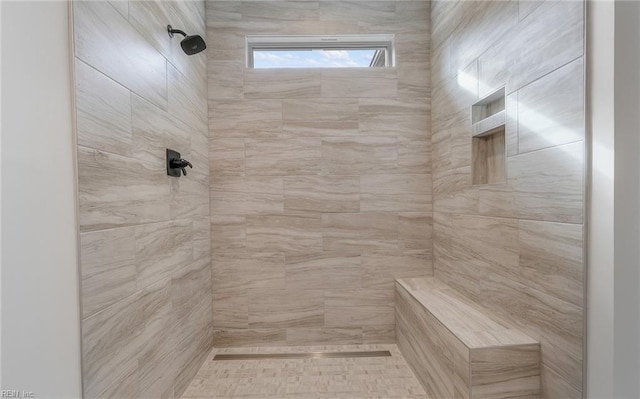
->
[359, 97, 429, 138]
[519, 1, 545, 21]
[285, 251, 362, 291]
[211, 215, 246, 253]
[168, 64, 208, 135]
[283, 98, 359, 137]
[478, 184, 518, 219]
[212, 252, 285, 297]
[321, 137, 398, 175]
[213, 292, 249, 329]
[478, 0, 584, 96]
[286, 328, 363, 346]
[362, 250, 432, 290]
[82, 291, 144, 398]
[284, 176, 360, 213]
[452, 215, 520, 282]
[80, 228, 136, 319]
[432, 61, 478, 133]
[210, 138, 245, 175]
[131, 94, 192, 167]
[205, 26, 245, 62]
[322, 212, 398, 251]
[108, 0, 128, 18]
[321, 69, 398, 98]
[518, 220, 584, 307]
[362, 325, 395, 344]
[242, 1, 319, 22]
[77, 146, 170, 232]
[246, 214, 323, 252]
[508, 141, 584, 223]
[433, 166, 479, 215]
[136, 280, 175, 398]
[506, 91, 519, 157]
[398, 63, 429, 98]
[211, 176, 284, 215]
[75, 59, 132, 157]
[213, 329, 287, 348]
[135, 219, 193, 290]
[479, 273, 583, 393]
[325, 288, 395, 328]
[249, 288, 324, 328]
[245, 69, 322, 99]
[319, 1, 396, 24]
[74, 0, 167, 109]
[398, 137, 431, 174]
[398, 212, 433, 250]
[246, 138, 322, 176]
[75, 0, 210, 395]
[517, 58, 584, 154]
[448, 1, 519, 77]
[208, 61, 245, 99]
[128, 0, 171, 59]
[209, 99, 282, 138]
[170, 170, 210, 221]
[207, 0, 431, 347]
[470, 345, 540, 398]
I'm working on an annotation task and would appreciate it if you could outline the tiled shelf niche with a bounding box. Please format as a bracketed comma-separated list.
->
[471, 87, 506, 185]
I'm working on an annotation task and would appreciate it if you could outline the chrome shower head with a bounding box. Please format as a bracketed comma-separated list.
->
[167, 25, 206, 55]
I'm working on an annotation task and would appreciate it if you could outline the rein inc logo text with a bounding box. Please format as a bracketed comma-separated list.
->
[1, 391, 34, 398]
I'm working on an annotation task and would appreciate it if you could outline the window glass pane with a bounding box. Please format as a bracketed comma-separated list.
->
[253, 49, 379, 69]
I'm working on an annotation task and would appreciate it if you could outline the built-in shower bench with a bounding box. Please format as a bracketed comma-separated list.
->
[395, 277, 541, 399]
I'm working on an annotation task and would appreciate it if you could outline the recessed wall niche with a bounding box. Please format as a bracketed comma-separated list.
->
[471, 87, 506, 185]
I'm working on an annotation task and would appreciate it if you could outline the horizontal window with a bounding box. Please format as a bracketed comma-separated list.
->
[246, 34, 395, 69]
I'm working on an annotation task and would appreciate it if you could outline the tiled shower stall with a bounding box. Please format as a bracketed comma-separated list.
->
[72, 1, 586, 398]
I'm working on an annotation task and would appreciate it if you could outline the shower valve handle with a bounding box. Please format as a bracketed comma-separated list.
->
[170, 158, 193, 176]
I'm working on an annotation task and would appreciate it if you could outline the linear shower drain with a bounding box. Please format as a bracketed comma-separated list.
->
[213, 350, 392, 361]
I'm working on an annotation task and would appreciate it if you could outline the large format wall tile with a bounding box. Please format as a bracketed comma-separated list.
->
[432, 1, 585, 396]
[74, 1, 210, 396]
[209, 99, 282, 138]
[131, 95, 192, 167]
[208, 1, 432, 347]
[321, 69, 398, 98]
[134, 219, 194, 290]
[80, 228, 136, 319]
[244, 69, 322, 99]
[246, 214, 323, 252]
[284, 176, 360, 213]
[517, 58, 584, 154]
[283, 98, 359, 137]
[74, 1, 167, 109]
[478, 0, 584, 96]
[323, 212, 398, 251]
[359, 98, 429, 138]
[75, 59, 132, 157]
[246, 138, 322, 176]
[77, 146, 170, 232]
[508, 141, 584, 224]
[285, 251, 362, 291]
[518, 220, 584, 307]
[321, 137, 398, 175]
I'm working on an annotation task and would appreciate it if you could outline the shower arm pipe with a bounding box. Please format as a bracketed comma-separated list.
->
[167, 25, 187, 38]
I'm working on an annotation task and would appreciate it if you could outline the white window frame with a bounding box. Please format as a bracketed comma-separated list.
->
[246, 34, 396, 68]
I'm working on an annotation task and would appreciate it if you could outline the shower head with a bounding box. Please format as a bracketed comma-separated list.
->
[167, 25, 206, 55]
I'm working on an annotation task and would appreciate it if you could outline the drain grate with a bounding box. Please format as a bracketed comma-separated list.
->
[213, 350, 392, 361]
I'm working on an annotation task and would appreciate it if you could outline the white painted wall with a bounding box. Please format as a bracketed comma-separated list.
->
[586, 1, 615, 397]
[587, 1, 640, 397]
[1, 1, 82, 397]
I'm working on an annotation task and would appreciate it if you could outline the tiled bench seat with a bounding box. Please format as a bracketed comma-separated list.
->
[395, 277, 541, 399]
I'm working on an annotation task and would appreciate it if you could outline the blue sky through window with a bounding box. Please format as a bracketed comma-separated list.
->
[253, 49, 377, 68]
